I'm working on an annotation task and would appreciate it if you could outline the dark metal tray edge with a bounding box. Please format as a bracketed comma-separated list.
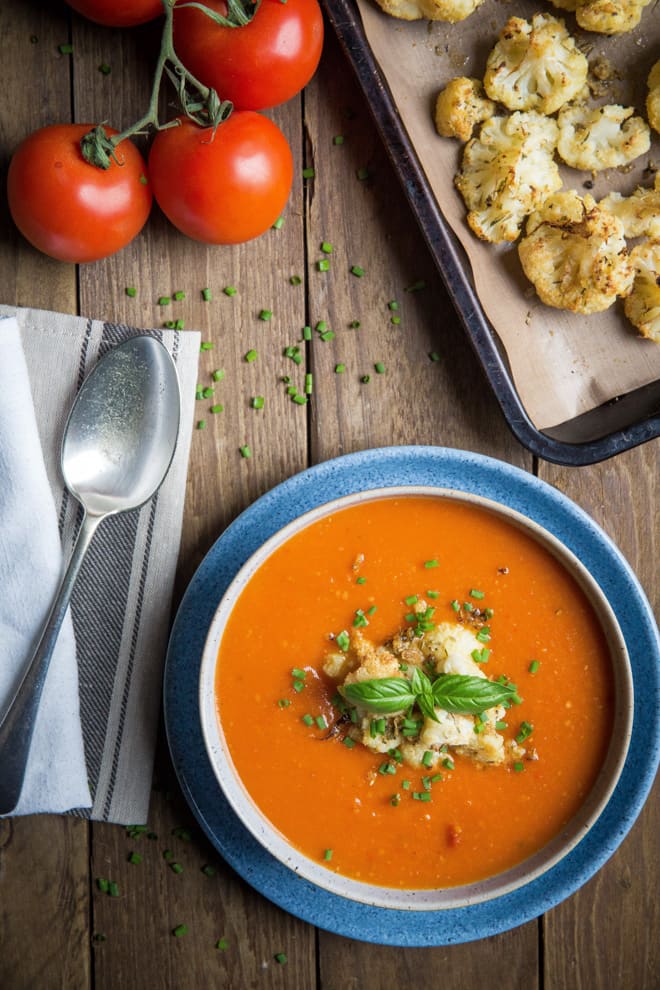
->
[321, 0, 660, 466]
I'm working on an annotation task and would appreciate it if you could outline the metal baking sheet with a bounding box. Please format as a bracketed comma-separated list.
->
[321, 0, 660, 465]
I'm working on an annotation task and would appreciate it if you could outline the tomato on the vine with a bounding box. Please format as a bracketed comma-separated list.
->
[7, 124, 152, 263]
[66, 0, 163, 27]
[148, 113, 293, 244]
[172, 0, 324, 111]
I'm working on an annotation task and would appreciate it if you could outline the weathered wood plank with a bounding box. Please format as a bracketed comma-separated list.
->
[540, 445, 659, 989]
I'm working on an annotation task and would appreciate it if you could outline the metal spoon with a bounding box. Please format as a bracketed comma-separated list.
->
[0, 335, 181, 815]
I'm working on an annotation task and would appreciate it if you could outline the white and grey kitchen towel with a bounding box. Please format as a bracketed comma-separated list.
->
[0, 306, 199, 824]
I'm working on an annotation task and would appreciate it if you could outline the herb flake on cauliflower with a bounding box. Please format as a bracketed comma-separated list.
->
[483, 14, 588, 115]
[599, 175, 660, 239]
[455, 111, 561, 243]
[648, 60, 660, 135]
[373, 0, 484, 21]
[624, 240, 660, 343]
[434, 77, 496, 142]
[556, 104, 651, 172]
[518, 191, 634, 313]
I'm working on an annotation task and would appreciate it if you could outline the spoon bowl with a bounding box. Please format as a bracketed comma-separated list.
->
[0, 335, 180, 815]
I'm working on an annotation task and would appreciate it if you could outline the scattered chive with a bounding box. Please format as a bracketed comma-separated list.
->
[356, 575, 366, 584]
[201, 386, 214, 398]
[429, 351, 441, 362]
[202, 287, 212, 301]
[244, 349, 257, 363]
[333, 135, 344, 145]
[342, 736, 355, 749]
[290, 275, 302, 286]
[157, 296, 170, 306]
[239, 444, 252, 459]
[292, 393, 308, 404]
[317, 259, 330, 272]
[210, 404, 223, 414]
[302, 325, 312, 340]
[277, 698, 291, 709]
[302, 167, 315, 178]
[529, 660, 540, 674]
[324, 848, 333, 861]
[321, 241, 333, 254]
[404, 595, 418, 606]
[252, 395, 265, 410]
[170, 862, 184, 874]
[336, 630, 350, 651]
[272, 216, 284, 229]
[412, 791, 432, 802]
[424, 559, 439, 569]
[427, 590, 439, 599]
[374, 362, 385, 374]
[315, 715, 328, 730]
[163, 850, 174, 862]
[442, 757, 455, 771]
[196, 420, 206, 430]
[315, 320, 328, 332]
[258, 308, 273, 321]
[515, 721, 534, 744]
[391, 794, 401, 807]
[513, 762, 525, 773]
[223, 285, 237, 296]
[108, 881, 120, 897]
[125, 286, 137, 298]
[200, 341, 213, 351]
[361, 374, 370, 384]
[319, 330, 335, 341]
[172, 925, 188, 937]
[216, 938, 228, 951]
[356, 167, 369, 180]
[335, 363, 346, 374]
[367, 605, 377, 616]
[58, 43, 73, 54]
[291, 667, 306, 679]
[405, 279, 426, 292]
[350, 265, 365, 277]
[388, 300, 399, 311]
[99, 62, 111, 74]
[302, 714, 314, 727]
[128, 852, 142, 865]
[274, 953, 288, 965]
[96, 878, 109, 893]
[305, 373, 313, 395]
[496, 720, 508, 730]
[470, 589, 485, 599]
[212, 368, 225, 381]
[391, 315, 401, 325]
[173, 290, 185, 301]
[422, 751, 434, 768]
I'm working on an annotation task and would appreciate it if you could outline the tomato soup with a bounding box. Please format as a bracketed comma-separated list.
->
[215, 495, 615, 890]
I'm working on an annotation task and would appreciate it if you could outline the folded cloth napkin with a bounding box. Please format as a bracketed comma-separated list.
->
[0, 306, 199, 824]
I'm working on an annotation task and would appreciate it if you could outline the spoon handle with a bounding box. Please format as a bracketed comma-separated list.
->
[0, 511, 102, 815]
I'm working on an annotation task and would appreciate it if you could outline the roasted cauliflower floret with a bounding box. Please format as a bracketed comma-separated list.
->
[483, 14, 588, 115]
[518, 191, 634, 314]
[557, 104, 651, 171]
[599, 175, 660, 239]
[434, 77, 496, 142]
[648, 60, 660, 135]
[373, 0, 484, 22]
[624, 240, 660, 343]
[455, 111, 561, 243]
[575, 0, 651, 35]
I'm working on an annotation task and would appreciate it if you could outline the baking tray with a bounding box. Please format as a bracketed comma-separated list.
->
[321, 0, 660, 466]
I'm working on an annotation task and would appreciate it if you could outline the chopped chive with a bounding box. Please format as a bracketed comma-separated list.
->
[333, 135, 344, 145]
[374, 362, 385, 374]
[342, 736, 355, 748]
[196, 420, 206, 430]
[210, 404, 223, 414]
[429, 351, 441, 362]
[402, 779, 411, 790]
[239, 444, 252, 459]
[215, 938, 228, 951]
[292, 679, 305, 693]
[427, 590, 439, 599]
[405, 279, 427, 292]
[201, 386, 214, 398]
[163, 849, 174, 862]
[404, 595, 418, 606]
[513, 762, 525, 773]
[302, 325, 312, 340]
[291, 667, 306, 679]
[212, 368, 225, 381]
[251, 395, 265, 409]
[349, 320, 361, 329]
[321, 241, 333, 254]
[317, 259, 330, 272]
[336, 629, 350, 651]
[315, 715, 328, 730]
[58, 43, 73, 54]
[350, 265, 365, 277]
[274, 953, 288, 965]
[430, 773, 443, 784]
[374, 718, 386, 734]
[529, 660, 540, 674]
[258, 308, 273, 321]
[96, 878, 109, 893]
[223, 286, 237, 296]
[157, 296, 171, 306]
[272, 216, 284, 229]
[412, 791, 432, 802]
[390, 793, 401, 807]
[335, 363, 346, 374]
[200, 341, 214, 351]
[319, 330, 335, 341]
[361, 374, 370, 384]
[172, 925, 188, 937]
[391, 315, 401, 325]
[302, 167, 315, 178]
[356, 575, 366, 584]
[470, 589, 485, 599]
[388, 300, 399, 310]
[202, 287, 212, 301]
[173, 290, 185, 301]
[277, 699, 291, 709]
[305, 373, 313, 395]
[292, 393, 308, 404]
[324, 848, 333, 861]
[515, 721, 534, 744]
[315, 320, 328, 332]
[290, 275, 302, 286]
[125, 286, 137, 298]
[128, 852, 142, 865]
[356, 167, 369, 180]
[170, 862, 184, 874]
[450, 599, 460, 612]
[476, 627, 491, 643]
[353, 609, 368, 628]
[424, 559, 439, 569]
[496, 720, 508, 730]
[99, 63, 111, 74]
[302, 714, 314, 727]
[422, 751, 434, 768]
[442, 757, 455, 771]
[244, 349, 257, 363]
[108, 881, 120, 897]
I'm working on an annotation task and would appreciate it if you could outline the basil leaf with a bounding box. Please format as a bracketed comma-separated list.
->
[432, 674, 516, 714]
[411, 666, 439, 723]
[341, 678, 417, 714]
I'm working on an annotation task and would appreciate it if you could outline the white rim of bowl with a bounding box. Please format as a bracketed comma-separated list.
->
[198, 486, 634, 911]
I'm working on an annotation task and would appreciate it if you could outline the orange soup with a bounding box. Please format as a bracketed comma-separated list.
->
[215, 496, 614, 890]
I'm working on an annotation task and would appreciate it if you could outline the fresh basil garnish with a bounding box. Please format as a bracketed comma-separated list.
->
[341, 678, 417, 713]
[341, 672, 517, 718]
[432, 674, 517, 714]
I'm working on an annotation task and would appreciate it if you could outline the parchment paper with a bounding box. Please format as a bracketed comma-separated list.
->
[356, 0, 660, 429]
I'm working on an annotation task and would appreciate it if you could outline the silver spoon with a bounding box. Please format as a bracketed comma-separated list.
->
[0, 335, 181, 815]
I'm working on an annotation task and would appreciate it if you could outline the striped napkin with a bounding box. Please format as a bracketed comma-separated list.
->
[0, 306, 199, 824]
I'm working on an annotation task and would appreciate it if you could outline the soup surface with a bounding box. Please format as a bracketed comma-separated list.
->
[215, 496, 614, 889]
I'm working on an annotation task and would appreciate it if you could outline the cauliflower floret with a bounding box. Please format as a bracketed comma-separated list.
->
[455, 111, 561, 243]
[624, 240, 660, 342]
[434, 77, 496, 142]
[599, 175, 660, 239]
[518, 190, 634, 314]
[373, 0, 483, 21]
[419, 622, 486, 677]
[483, 14, 588, 115]
[557, 104, 651, 171]
[648, 60, 660, 135]
[576, 0, 651, 35]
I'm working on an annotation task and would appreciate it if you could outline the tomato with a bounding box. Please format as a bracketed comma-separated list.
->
[172, 0, 324, 111]
[66, 0, 163, 27]
[7, 124, 152, 263]
[148, 114, 293, 244]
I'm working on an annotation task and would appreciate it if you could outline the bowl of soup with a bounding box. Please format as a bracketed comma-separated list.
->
[198, 486, 633, 910]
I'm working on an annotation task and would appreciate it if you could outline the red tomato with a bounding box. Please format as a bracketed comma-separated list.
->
[7, 124, 152, 263]
[172, 0, 324, 111]
[148, 114, 293, 244]
[66, 0, 163, 27]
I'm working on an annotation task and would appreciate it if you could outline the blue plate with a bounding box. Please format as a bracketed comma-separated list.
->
[164, 446, 660, 946]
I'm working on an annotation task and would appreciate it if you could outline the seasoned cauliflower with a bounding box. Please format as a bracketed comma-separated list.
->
[455, 111, 561, 243]
[518, 191, 634, 314]
[624, 240, 660, 342]
[648, 60, 660, 135]
[483, 14, 588, 115]
[434, 77, 496, 142]
[575, 0, 651, 35]
[599, 175, 660, 239]
[557, 104, 651, 171]
[373, 0, 483, 21]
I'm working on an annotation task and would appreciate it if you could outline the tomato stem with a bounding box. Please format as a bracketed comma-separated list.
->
[81, 0, 233, 168]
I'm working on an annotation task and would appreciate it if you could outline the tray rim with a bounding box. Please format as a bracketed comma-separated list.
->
[320, 0, 660, 466]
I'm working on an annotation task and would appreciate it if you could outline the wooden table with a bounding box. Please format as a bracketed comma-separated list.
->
[1, 3, 658, 987]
